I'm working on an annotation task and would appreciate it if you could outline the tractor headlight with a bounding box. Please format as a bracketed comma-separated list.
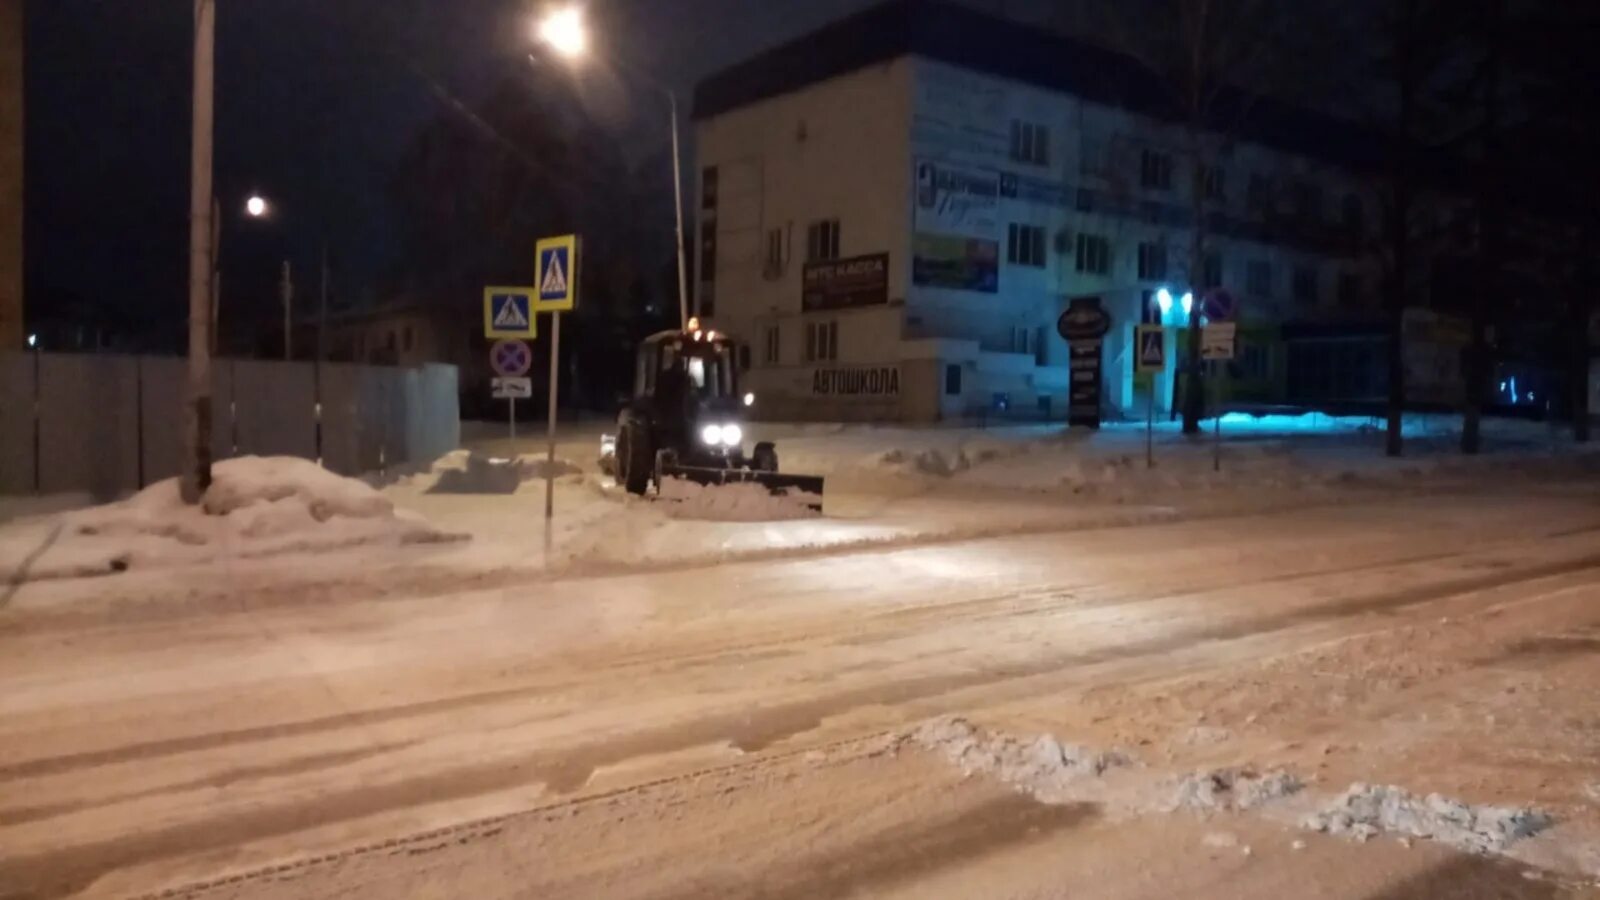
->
[720, 424, 743, 447]
[700, 424, 723, 445]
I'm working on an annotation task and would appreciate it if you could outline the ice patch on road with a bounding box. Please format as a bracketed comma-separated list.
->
[658, 479, 820, 522]
[907, 716, 1132, 800]
[1171, 767, 1304, 812]
[1303, 783, 1551, 854]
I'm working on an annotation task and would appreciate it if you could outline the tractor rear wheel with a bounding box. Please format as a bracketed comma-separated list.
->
[617, 424, 653, 496]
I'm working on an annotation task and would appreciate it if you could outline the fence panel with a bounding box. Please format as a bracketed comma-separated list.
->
[38, 353, 140, 500]
[232, 360, 316, 460]
[407, 364, 460, 467]
[0, 353, 34, 494]
[138, 357, 186, 487]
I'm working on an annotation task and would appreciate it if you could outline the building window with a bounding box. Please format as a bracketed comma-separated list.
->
[1007, 223, 1047, 268]
[1247, 260, 1273, 297]
[1140, 149, 1173, 191]
[763, 325, 780, 365]
[1338, 272, 1363, 307]
[1342, 193, 1364, 236]
[1010, 120, 1050, 166]
[944, 364, 962, 396]
[1075, 233, 1111, 275]
[1203, 252, 1224, 290]
[805, 320, 838, 362]
[1202, 165, 1226, 202]
[764, 228, 784, 276]
[1012, 327, 1032, 355]
[1293, 264, 1319, 303]
[1079, 136, 1103, 175]
[1294, 182, 1324, 223]
[1247, 173, 1273, 211]
[806, 219, 840, 262]
[1137, 242, 1168, 281]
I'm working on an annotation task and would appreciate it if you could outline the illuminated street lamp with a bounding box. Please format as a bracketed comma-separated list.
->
[534, 4, 690, 329]
[245, 194, 269, 218]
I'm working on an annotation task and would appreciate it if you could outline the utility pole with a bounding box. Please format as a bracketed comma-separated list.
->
[181, 0, 216, 504]
[280, 259, 293, 361]
[668, 91, 690, 328]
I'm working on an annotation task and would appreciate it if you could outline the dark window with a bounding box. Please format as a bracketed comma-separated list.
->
[1075, 233, 1110, 275]
[1247, 173, 1273, 211]
[805, 320, 838, 362]
[1247, 260, 1273, 297]
[764, 228, 784, 275]
[1295, 182, 1324, 222]
[944, 364, 962, 396]
[1137, 242, 1168, 281]
[700, 166, 718, 211]
[1203, 252, 1224, 290]
[1342, 193, 1364, 236]
[1007, 223, 1047, 268]
[763, 325, 780, 364]
[806, 219, 840, 262]
[1010, 120, 1050, 166]
[1293, 264, 1319, 302]
[1338, 272, 1363, 307]
[1203, 165, 1226, 202]
[1140, 149, 1173, 191]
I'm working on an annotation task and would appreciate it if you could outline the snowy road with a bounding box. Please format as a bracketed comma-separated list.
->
[3, 481, 1600, 898]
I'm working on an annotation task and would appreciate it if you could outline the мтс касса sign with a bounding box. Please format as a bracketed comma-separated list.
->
[811, 366, 901, 397]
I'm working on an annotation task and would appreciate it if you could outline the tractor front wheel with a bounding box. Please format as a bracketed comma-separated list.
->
[617, 425, 653, 496]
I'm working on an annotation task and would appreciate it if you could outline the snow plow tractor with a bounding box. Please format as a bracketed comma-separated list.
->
[600, 320, 824, 511]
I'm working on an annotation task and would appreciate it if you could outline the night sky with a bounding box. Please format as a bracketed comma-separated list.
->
[24, 0, 938, 346]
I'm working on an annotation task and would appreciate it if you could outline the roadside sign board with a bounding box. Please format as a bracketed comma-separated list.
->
[1201, 288, 1237, 322]
[490, 340, 533, 377]
[535, 234, 580, 312]
[1202, 322, 1238, 361]
[483, 287, 538, 339]
[492, 377, 533, 400]
[1136, 325, 1166, 375]
[1057, 296, 1111, 341]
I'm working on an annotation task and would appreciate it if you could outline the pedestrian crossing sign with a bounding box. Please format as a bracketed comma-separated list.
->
[1136, 325, 1166, 375]
[483, 288, 538, 339]
[535, 234, 580, 311]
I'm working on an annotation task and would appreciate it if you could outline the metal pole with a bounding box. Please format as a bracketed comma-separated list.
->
[210, 196, 220, 354]
[316, 241, 328, 463]
[1212, 364, 1222, 472]
[280, 259, 293, 360]
[509, 394, 517, 456]
[668, 91, 690, 328]
[181, 0, 216, 504]
[1147, 382, 1155, 469]
[544, 312, 561, 553]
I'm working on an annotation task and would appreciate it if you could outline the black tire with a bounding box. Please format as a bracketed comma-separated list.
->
[618, 425, 653, 495]
[751, 442, 778, 473]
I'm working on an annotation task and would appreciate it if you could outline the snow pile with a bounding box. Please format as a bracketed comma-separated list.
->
[908, 716, 1131, 800]
[0, 457, 458, 583]
[875, 447, 972, 478]
[1302, 783, 1551, 854]
[1171, 767, 1304, 812]
[658, 479, 820, 522]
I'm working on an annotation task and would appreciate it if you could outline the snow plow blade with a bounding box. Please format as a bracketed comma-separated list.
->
[658, 463, 825, 512]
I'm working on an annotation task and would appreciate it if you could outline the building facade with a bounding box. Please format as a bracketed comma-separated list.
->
[0, 0, 22, 349]
[691, 1, 1414, 423]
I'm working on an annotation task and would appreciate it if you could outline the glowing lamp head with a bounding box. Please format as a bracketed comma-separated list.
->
[1155, 288, 1173, 314]
[700, 424, 723, 445]
[685, 316, 700, 332]
[537, 6, 588, 60]
[1181, 292, 1195, 315]
[743, 392, 756, 407]
[245, 195, 268, 218]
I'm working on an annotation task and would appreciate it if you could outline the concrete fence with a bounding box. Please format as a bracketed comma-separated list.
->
[0, 353, 459, 499]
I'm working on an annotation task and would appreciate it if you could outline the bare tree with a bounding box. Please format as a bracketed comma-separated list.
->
[1089, 0, 1340, 434]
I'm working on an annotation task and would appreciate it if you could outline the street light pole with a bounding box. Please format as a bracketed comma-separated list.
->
[182, 0, 216, 504]
[280, 259, 293, 360]
[668, 90, 689, 328]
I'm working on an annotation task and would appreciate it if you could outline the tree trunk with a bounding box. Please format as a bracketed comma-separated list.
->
[1462, 0, 1504, 456]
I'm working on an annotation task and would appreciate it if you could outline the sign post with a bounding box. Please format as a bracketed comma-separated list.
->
[1200, 322, 1237, 472]
[484, 289, 536, 458]
[490, 339, 534, 456]
[535, 234, 580, 555]
[1136, 325, 1166, 468]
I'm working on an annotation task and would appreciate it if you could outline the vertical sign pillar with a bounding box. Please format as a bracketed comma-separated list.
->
[533, 234, 581, 558]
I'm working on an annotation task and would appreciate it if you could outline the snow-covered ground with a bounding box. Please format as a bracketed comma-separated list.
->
[2, 417, 1599, 898]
